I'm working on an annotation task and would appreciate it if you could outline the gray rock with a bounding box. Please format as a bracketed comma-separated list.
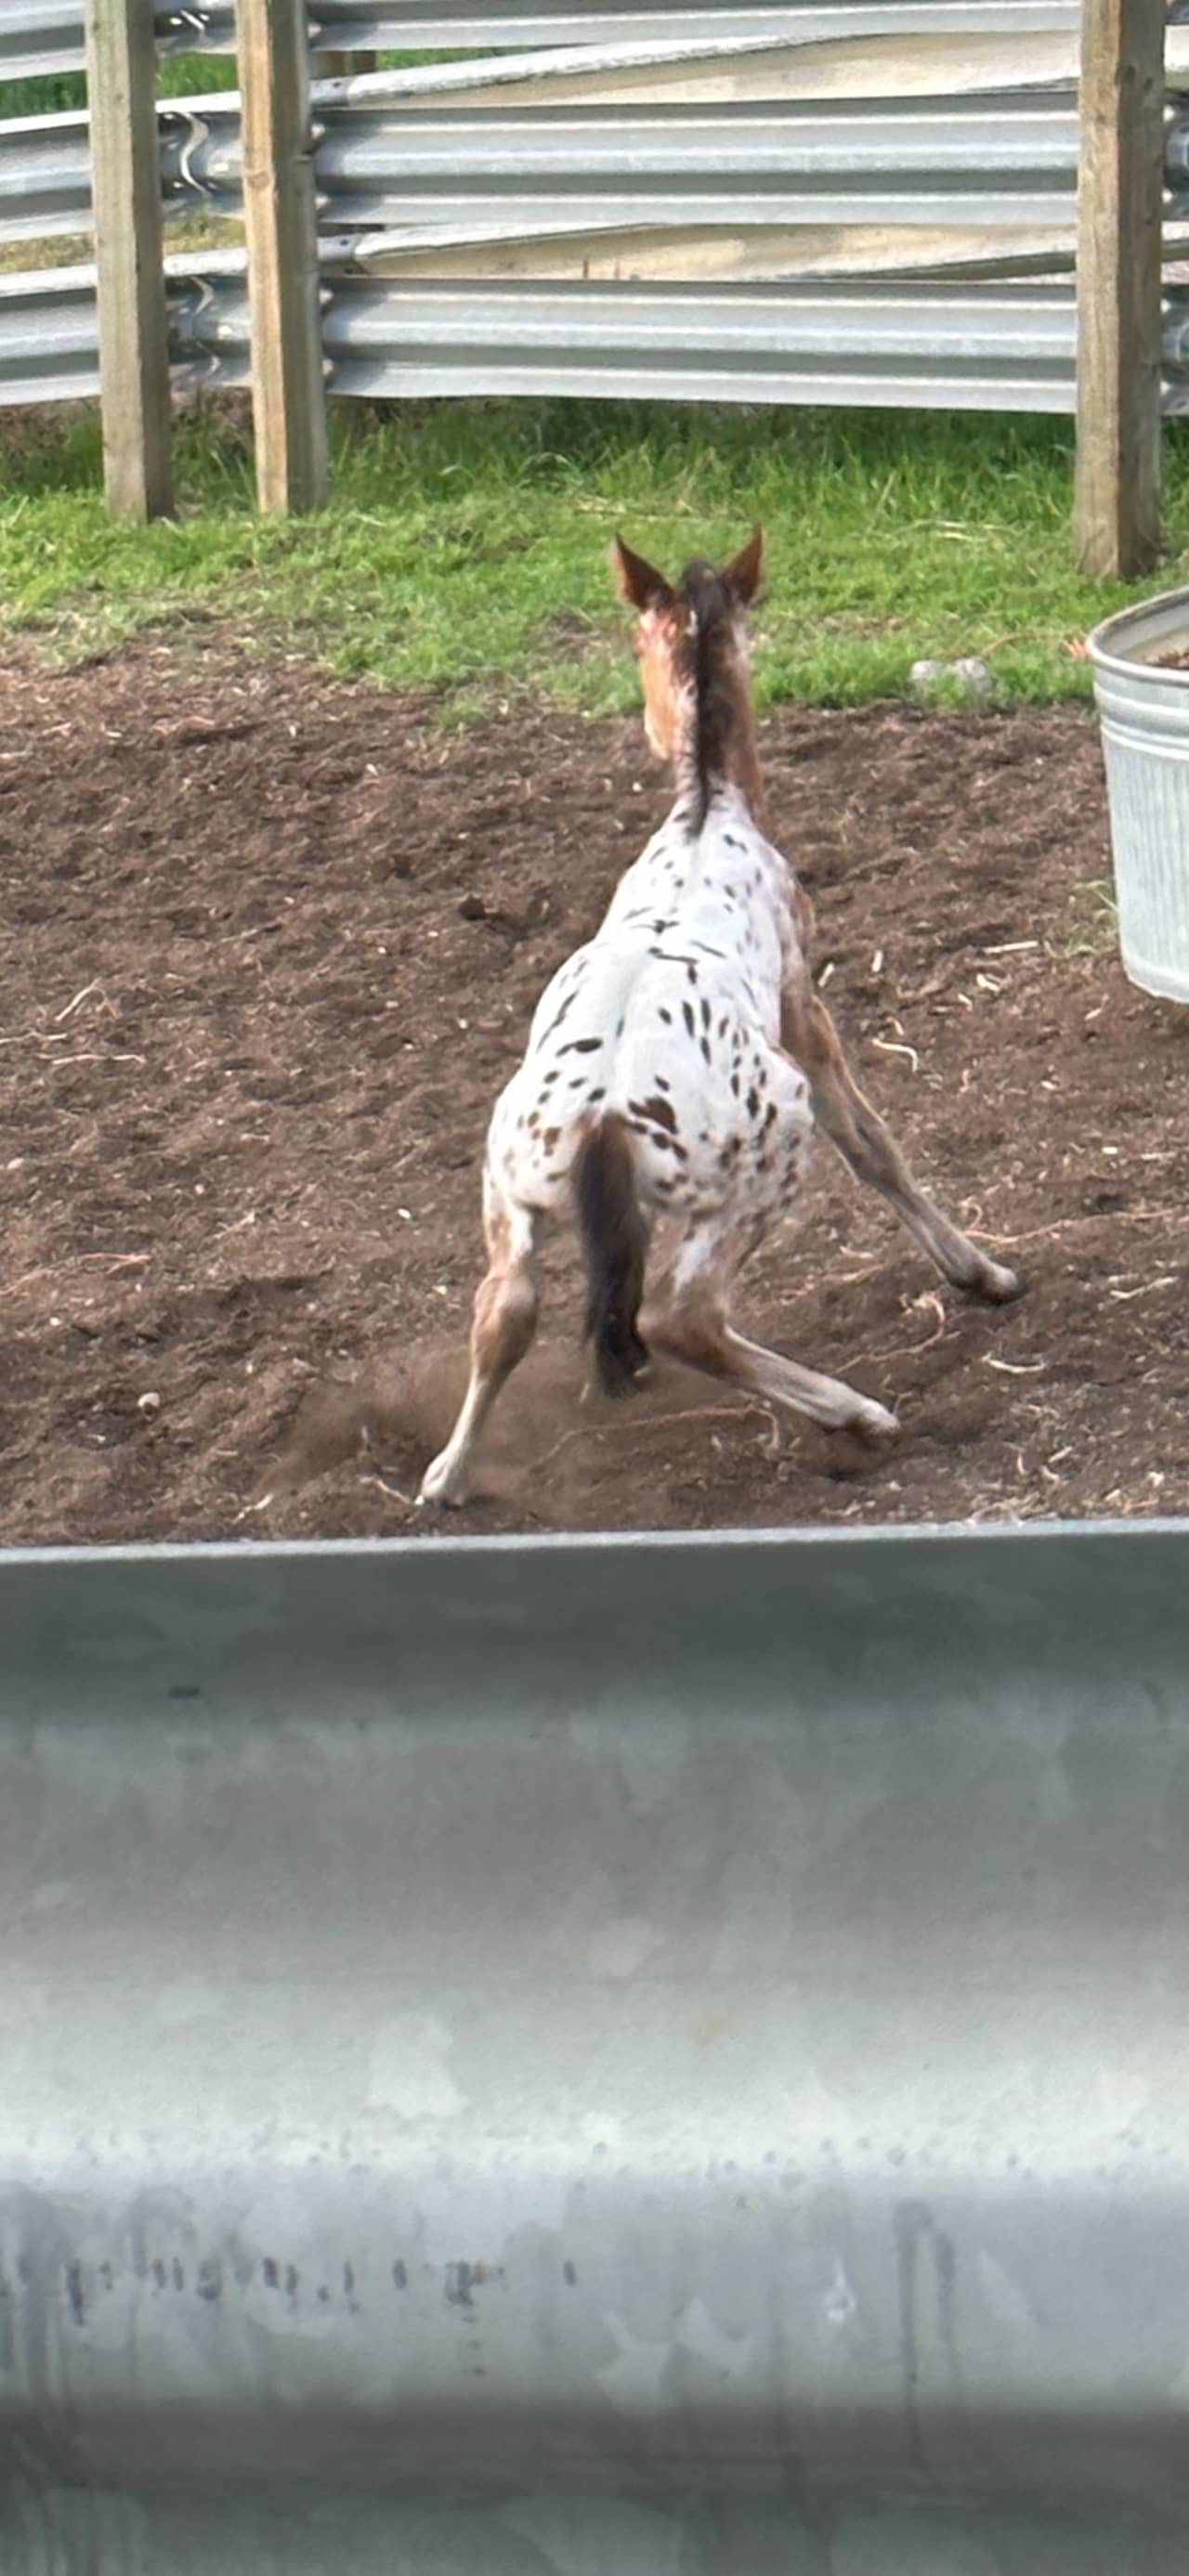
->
[908, 655, 995, 703]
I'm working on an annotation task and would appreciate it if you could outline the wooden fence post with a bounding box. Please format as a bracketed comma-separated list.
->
[85, 0, 173, 519]
[239, 0, 329, 514]
[1074, 0, 1166, 579]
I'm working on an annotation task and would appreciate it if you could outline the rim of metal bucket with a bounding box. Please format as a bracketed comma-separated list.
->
[1086, 581, 1189, 683]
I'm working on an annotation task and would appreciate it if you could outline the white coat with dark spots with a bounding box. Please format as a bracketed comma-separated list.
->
[490, 786, 811, 1229]
[420, 528, 1020, 1506]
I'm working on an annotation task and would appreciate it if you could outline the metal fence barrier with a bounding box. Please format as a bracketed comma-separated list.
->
[0, 89, 1153, 250]
[0, 1, 1091, 84]
[5, 1521, 1189, 2574]
[0, 3, 1176, 561]
[11, 254, 1189, 416]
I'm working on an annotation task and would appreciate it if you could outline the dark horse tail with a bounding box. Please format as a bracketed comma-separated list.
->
[573, 1115, 649, 1397]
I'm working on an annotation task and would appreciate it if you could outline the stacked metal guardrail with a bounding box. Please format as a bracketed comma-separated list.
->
[2, 0, 1189, 412]
[1, 3, 1096, 83]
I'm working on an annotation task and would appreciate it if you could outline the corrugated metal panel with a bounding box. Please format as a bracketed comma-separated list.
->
[310, 30, 1093, 107]
[0, 111, 92, 242]
[6, 255, 1189, 418]
[309, 1, 1085, 46]
[13, 85, 1189, 259]
[0, 0, 93, 80]
[310, 22, 1189, 105]
[0, 90, 1112, 252]
[310, 271, 1085, 406]
[308, 97, 1088, 235]
[1, 2, 1182, 418]
[0, 1, 235, 82]
[0, 3, 1089, 84]
[0, 261, 102, 401]
[348, 219, 1189, 281]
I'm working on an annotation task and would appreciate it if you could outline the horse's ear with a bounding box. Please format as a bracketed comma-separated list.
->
[724, 525, 764, 607]
[610, 534, 674, 612]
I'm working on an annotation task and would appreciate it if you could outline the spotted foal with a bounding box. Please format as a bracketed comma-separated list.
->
[419, 527, 1019, 1506]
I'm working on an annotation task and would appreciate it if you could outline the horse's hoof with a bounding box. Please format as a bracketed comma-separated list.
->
[848, 1398, 899, 1443]
[418, 1456, 467, 1507]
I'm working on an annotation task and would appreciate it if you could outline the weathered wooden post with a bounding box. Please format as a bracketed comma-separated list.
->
[84, 0, 173, 519]
[239, 0, 329, 514]
[1074, 0, 1166, 579]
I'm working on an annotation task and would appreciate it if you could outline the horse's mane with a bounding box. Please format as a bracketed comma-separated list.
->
[675, 558, 755, 830]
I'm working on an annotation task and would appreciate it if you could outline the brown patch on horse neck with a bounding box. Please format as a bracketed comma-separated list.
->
[636, 602, 691, 764]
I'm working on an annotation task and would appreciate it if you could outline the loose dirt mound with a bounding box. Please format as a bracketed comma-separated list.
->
[1, 639, 1185, 1542]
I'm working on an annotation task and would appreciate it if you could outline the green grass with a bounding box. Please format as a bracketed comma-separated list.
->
[0, 52, 240, 119]
[6, 48, 1169, 717]
[2, 397, 1187, 712]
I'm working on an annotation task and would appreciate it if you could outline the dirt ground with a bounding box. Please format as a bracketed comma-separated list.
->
[1, 635, 1186, 1545]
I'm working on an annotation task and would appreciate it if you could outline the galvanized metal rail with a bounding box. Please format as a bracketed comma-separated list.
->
[0, 0, 1185, 420]
[307, 270, 1093, 405]
[0, 4, 1181, 497]
[0, 1, 1091, 85]
[4, 4, 1188, 419]
[0, 90, 1113, 247]
[5, 1521, 1189, 2575]
[11, 254, 1189, 413]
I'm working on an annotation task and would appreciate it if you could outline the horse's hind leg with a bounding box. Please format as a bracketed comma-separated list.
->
[648, 1216, 897, 1443]
[419, 1180, 541, 1507]
[652, 1303, 897, 1441]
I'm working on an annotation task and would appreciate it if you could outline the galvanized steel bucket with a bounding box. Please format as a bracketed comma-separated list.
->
[1087, 584, 1189, 1003]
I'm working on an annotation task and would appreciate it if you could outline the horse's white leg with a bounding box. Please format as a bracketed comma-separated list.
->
[648, 1210, 897, 1442]
[419, 1181, 541, 1507]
